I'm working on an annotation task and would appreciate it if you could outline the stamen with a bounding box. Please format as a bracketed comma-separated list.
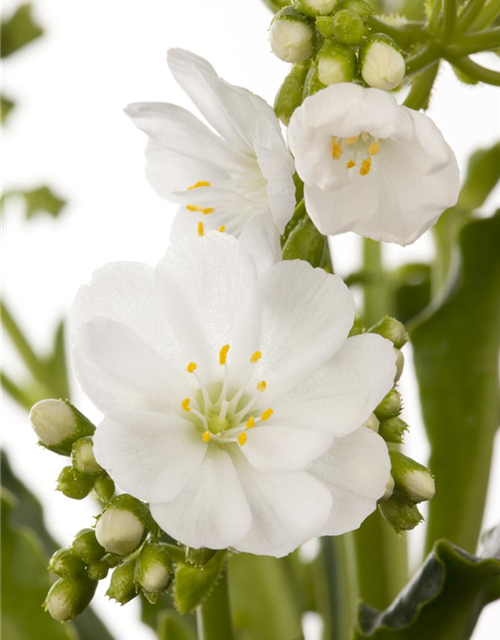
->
[256, 381, 267, 393]
[219, 399, 229, 420]
[346, 160, 356, 169]
[332, 137, 343, 160]
[202, 431, 212, 442]
[186, 205, 214, 215]
[238, 431, 247, 446]
[186, 205, 199, 212]
[188, 181, 211, 190]
[218, 226, 226, 233]
[261, 408, 274, 421]
[250, 351, 262, 363]
[219, 344, 230, 366]
[197, 222, 204, 236]
[246, 417, 255, 429]
[345, 135, 359, 144]
[187, 362, 198, 373]
[368, 141, 381, 156]
[202, 207, 214, 215]
[359, 158, 372, 176]
[181, 398, 191, 412]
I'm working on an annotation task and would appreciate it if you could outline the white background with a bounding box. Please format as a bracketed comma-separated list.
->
[2, 1, 500, 639]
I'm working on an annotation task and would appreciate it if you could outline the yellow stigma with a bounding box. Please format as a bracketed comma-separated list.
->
[359, 157, 372, 176]
[332, 139, 343, 160]
[256, 380, 267, 392]
[345, 135, 359, 144]
[368, 141, 381, 156]
[246, 417, 255, 429]
[202, 431, 211, 442]
[250, 351, 262, 363]
[238, 431, 247, 446]
[218, 226, 226, 233]
[261, 408, 274, 421]
[219, 344, 230, 365]
[186, 362, 197, 374]
[181, 398, 191, 412]
[346, 160, 356, 169]
[188, 181, 211, 190]
[197, 222, 204, 236]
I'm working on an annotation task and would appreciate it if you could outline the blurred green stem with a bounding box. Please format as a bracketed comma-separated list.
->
[404, 63, 440, 110]
[1, 300, 46, 382]
[362, 240, 390, 326]
[196, 569, 234, 640]
[458, 0, 488, 31]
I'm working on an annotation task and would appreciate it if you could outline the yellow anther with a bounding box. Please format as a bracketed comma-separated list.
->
[181, 398, 191, 412]
[250, 351, 262, 363]
[332, 141, 343, 160]
[346, 160, 356, 169]
[345, 135, 360, 144]
[218, 226, 226, 233]
[219, 344, 230, 365]
[202, 431, 212, 442]
[246, 417, 255, 429]
[202, 207, 214, 215]
[188, 181, 211, 190]
[186, 205, 199, 212]
[197, 221, 204, 236]
[186, 362, 197, 374]
[359, 157, 372, 176]
[368, 141, 381, 156]
[238, 431, 247, 446]
[256, 380, 267, 393]
[261, 408, 274, 421]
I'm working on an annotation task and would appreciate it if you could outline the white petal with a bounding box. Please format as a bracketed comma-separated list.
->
[150, 446, 252, 550]
[241, 426, 333, 471]
[272, 334, 396, 437]
[309, 427, 391, 535]
[72, 317, 187, 414]
[232, 450, 332, 557]
[93, 412, 207, 503]
[239, 213, 282, 276]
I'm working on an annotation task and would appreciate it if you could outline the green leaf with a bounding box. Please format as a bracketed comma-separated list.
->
[391, 263, 432, 325]
[282, 201, 332, 272]
[158, 611, 197, 640]
[1, 186, 67, 220]
[457, 142, 500, 211]
[1, 3, 43, 58]
[1, 94, 15, 124]
[411, 212, 500, 553]
[353, 539, 500, 639]
[173, 550, 227, 615]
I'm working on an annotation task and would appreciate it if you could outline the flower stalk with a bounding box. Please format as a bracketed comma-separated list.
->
[196, 568, 234, 640]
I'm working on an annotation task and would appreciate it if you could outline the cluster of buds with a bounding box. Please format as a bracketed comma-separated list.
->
[355, 316, 435, 532]
[271, 0, 406, 124]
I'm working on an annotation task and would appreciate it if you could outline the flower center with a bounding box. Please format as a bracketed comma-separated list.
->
[331, 133, 381, 176]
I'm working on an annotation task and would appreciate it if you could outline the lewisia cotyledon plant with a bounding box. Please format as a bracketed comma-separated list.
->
[126, 48, 296, 243]
[71, 232, 396, 557]
[288, 82, 460, 246]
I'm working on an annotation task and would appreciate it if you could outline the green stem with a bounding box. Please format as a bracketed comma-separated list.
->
[405, 41, 442, 77]
[362, 239, 390, 326]
[445, 27, 500, 55]
[447, 55, 500, 84]
[404, 62, 440, 110]
[0, 371, 36, 411]
[470, 0, 500, 30]
[457, 0, 487, 31]
[440, 0, 458, 43]
[196, 569, 234, 640]
[429, 0, 443, 34]
[366, 17, 427, 48]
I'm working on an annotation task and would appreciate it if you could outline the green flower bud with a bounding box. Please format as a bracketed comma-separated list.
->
[379, 492, 423, 533]
[71, 436, 102, 476]
[336, 0, 374, 20]
[185, 546, 217, 569]
[44, 575, 97, 622]
[30, 399, 95, 456]
[96, 495, 151, 555]
[135, 543, 174, 603]
[270, 7, 315, 63]
[104, 552, 123, 568]
[369, 316, 408, 349]
[378, 417, 409, 444]
[291, 0, 336, 17]
[394, 348, 405, 383]
[93, 475, 115, 503]
[360, 34, 406, 91]
[331, 9, 365, 44]
[274, 60, 311, 125]
[48, 548, 85, 578]
[57, 465, 94, 500]
[390, 451, 435, 503]
[378, 475, 395, 504]
[72, 528, 105, 563]
[316, 15, 335, 38]
[302, 63, 326, 97]
[316, 40, 357, 85]
[87, 559, 109, 581]
[374, 389, 402, 421]
[107, 559, 137, 605]
[362, 412, 379, 432]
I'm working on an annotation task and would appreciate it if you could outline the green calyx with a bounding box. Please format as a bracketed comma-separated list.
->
[135, 543, 174, 603]
[390, 450, 436, 503]
[379, 492, 423, 533]
[107, 559, 138, 605]
[48, 547, 86, 579]
[369, 315, 408, 349]
[31, 399, 95, 456]
[332, 9, 366, 44]
[56, 465, 95, 500]
[44, 575, 97, 622]
[316, 38, 357, 84]
[274, 60, 312, 125]
[72, 528, 105, 563]
[374, 389, 402, 421]
[93, 474, 115, 503]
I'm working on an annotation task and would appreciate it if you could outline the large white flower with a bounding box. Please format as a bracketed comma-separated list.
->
[126, 49, 296, 241]
[288, 83, 460, 246]
[71, 233, 396, 557]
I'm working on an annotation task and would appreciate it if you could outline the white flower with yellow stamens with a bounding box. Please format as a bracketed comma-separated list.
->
[288, 83, 460, 246]
[126, 48, 296, 243]
[70, 232, 396, 557]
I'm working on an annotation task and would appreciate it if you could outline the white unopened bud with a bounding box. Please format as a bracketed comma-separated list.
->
[363, 413, 380, 432]
[389, 451, 435, 503]
[292, 0, 336, 16]
[270, 9, 315, 63]
[96, 507, 145, 555]
[30, 399, 76, 446]
[72, 437, 101, 476]
[402, 470, 436, 503]
[361, 38, 405, 91]
[135, 544, 174, 602]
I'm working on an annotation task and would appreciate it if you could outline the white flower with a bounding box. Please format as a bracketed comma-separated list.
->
[288, 83, 460, 246]
[126, 49, 296, 243]
[71, 233, 396, 557]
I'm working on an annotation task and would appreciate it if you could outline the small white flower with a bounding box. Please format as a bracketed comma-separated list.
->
[288, 83, 460, 246]
[71, 233, 396, 557]
[126, 49, 296, 243]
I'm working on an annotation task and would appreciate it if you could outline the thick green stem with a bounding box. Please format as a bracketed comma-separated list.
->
[447, 55, 500, 84]
[362, 240, 390, 326]
[440, 0, 458, 43]
[446, 27, 500, 55]
[405, 41, 442, 78]
[457, 0, 488, 31]
[366, 17, 427, 48]
[404, 62, 440, 110]
[429, 0, 444, 34]
[471, 0, 500, 30]
[196, 569, 234, 640]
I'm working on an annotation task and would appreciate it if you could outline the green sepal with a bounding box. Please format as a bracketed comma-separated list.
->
[389, 451, 435, 504]
[173, 550, 227, 615]
[368, 316, 408, 349]
[378, 417, 409, 444]
[185, 547, 217, 569]
[336, 0, 374, 20]
[93, 475, 115, 503]
[107, 558, 138, 605]
[374, 389, 402, 421]
[56, 465, 95, 500]
[359, 33, 404, 69]
[48, 547, 86, 578]
[98, 494, 157, 535]
[331, 8, 366, 44]
[274, 60, 311, 125]
[378, 493, 423, 534]
[316, 15, 335, 38]
[135, 543, 174, 604]
[72, 528, 105, 563]
[87, 559, 109, 581]
[271, 5, 315, 27]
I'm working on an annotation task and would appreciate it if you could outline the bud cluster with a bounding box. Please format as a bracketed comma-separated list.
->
[271, 0, 407, 124]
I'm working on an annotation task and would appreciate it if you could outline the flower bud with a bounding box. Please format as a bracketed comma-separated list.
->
[331, 9, 365, 45]
[87, 559, 109, 581]
[360, 35, 406, 91]
[379, 492, 423, 533]
[378, 475, 395, 504]
[274, 60, 311, 125]
[389, 451, 435, 503]
[71, 436, 102, 476]
[95, 495, 150, 555]
[291, 0, 336, 17]
[270, 8, 315, 63]
[107, 559, 137, 605]
[135, 543, 174, 603]
[93, 475, 115, 503]
[336, 0, 374, 20]
[316, 40, 357, 86]
[57, 465, 94, 500]
[369, 316, 408, 349]
[316, 16, 335, 38]
[72, 528, 105, 563]
[374, 389, 402, 421]
[48, 548, 85, 578]
[185, 546, 217, 569]
[378, 417, 409, 444]
[30, 399, 95, 456]
[44, 575, 97, 622]
[394, 348, 404, 383]
[362, 412, 379, 432]
[104, 552, 122, 568]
